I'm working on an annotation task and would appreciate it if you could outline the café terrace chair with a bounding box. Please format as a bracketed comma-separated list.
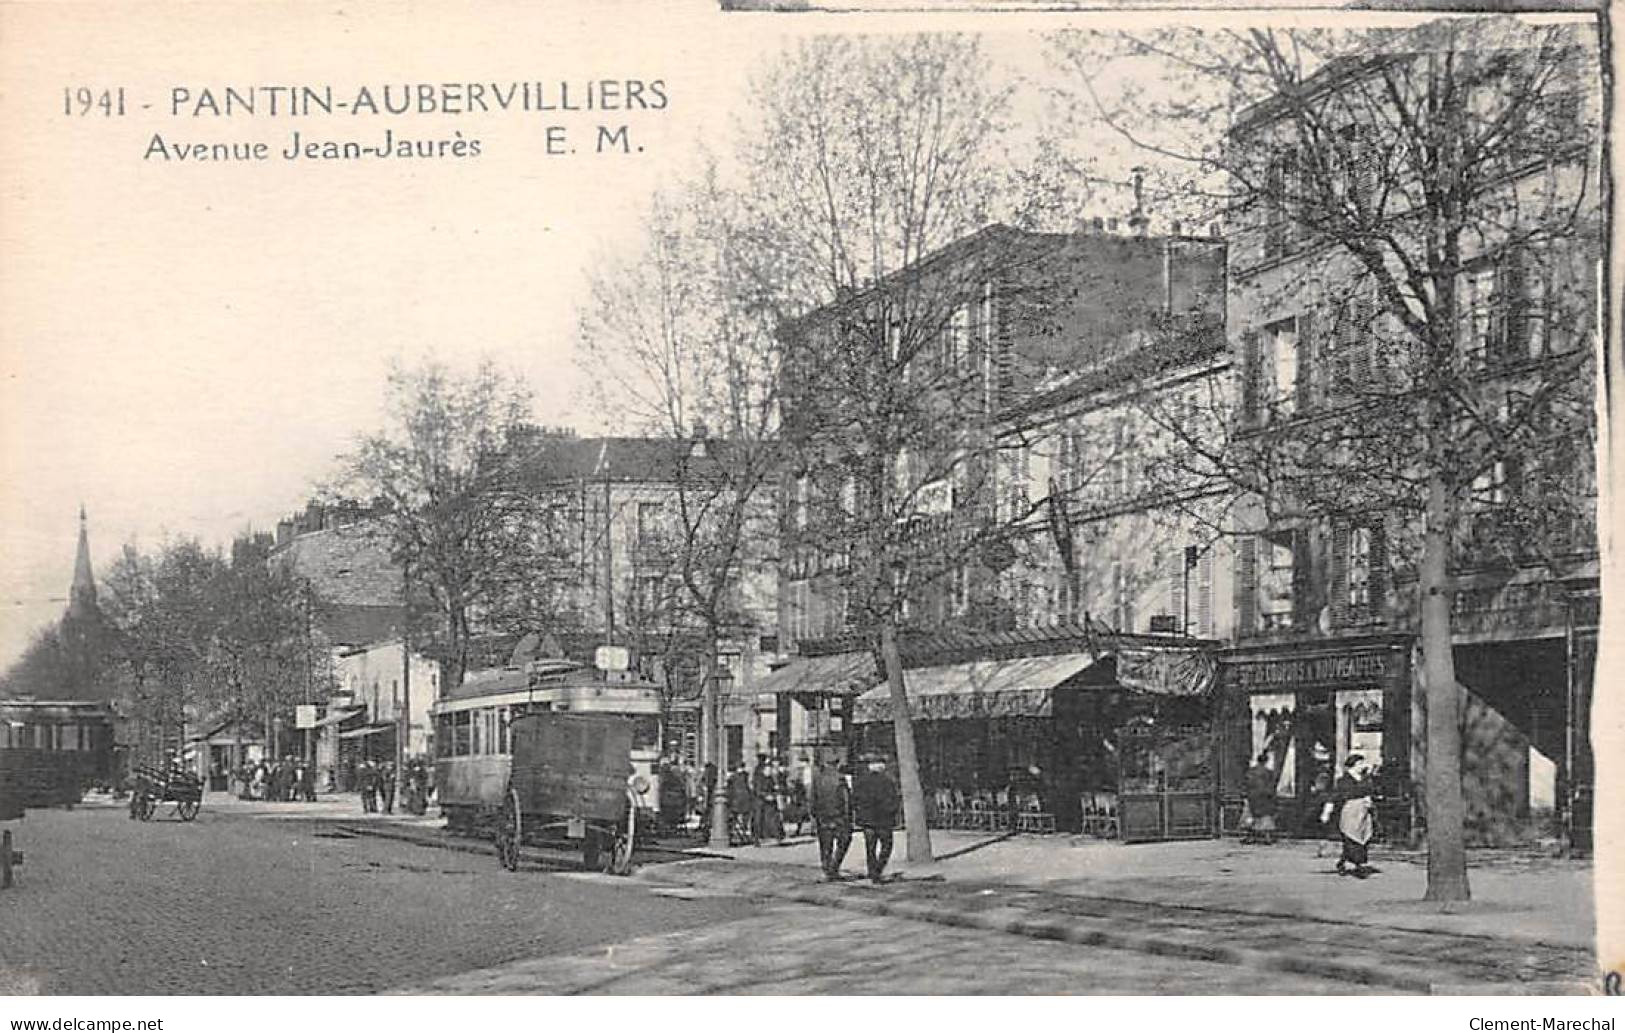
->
[1015, 793, 1057, 834]
[967, 796, 990, 832]
[1081, 792, 1119, 838]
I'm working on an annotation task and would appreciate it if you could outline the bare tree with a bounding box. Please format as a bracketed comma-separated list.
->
[717, 33, 1036, 864]
[1050, 17, 1602, 900]
[579, 182, 784, 847]
[334, 359, 537, 690]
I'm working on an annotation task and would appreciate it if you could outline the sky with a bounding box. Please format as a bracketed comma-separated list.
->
[0, 1, 1483, 669]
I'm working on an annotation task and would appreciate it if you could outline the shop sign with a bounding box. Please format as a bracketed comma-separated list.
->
[1228, 651, 1394, 689]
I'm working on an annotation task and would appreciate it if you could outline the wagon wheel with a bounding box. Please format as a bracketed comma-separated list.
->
[495, 787, 522, 872]
[138, 795, 157, 822]
[176, 798, 200, 822]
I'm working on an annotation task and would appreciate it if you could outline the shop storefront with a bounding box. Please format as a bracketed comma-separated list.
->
[850, 644, 1219, 837]
[1218, 636, 1412, 841]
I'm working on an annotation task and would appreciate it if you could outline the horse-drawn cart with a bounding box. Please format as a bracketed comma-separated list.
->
[493, 711, 647, 876]
[129, 763, 203, 822]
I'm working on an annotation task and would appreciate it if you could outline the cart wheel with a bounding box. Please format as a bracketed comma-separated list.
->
[496, 788, 521, 872]
[177, 799, 200, 822]
[608, 834, 633, 876]
[138, 796, 156, 822]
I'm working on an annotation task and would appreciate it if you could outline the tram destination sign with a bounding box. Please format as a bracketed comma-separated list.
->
[1228, 651, 1396, 689]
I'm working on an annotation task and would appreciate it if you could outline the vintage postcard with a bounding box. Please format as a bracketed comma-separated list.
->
[0, 0, 1616, 1009]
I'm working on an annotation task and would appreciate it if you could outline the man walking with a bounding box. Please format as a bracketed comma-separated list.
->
[851, 754, 900, 884]
[808, 751, 851, 882]
[379, 761, 397, 814]
[358, 760, 377, 814]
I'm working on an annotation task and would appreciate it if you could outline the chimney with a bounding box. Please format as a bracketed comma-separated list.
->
[1128, 166, 1150, 235]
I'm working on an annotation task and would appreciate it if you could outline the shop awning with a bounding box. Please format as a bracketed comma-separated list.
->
[338, 723, 393, 740]
[757, 651, 879, 699]
[853, 653, 1096, 723]
[312, 707, 363, 729]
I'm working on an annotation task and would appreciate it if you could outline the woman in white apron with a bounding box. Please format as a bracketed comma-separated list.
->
[1323, 753, 1376, 878]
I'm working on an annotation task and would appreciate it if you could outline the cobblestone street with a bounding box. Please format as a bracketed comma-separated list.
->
[0, 804, 761, 995]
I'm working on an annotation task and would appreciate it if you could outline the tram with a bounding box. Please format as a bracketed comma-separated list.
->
[431, 658, 663, 835]
[0, 700, 118, 813]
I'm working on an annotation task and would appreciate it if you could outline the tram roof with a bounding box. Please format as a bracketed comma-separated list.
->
[438, 661, 662, 705]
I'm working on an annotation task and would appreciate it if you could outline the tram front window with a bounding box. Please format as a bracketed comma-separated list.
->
[631, 715, 660, 752]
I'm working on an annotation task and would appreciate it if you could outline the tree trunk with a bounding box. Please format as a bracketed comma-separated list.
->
[880, 619, 932, 863]
[1421, 465, 1471, 902]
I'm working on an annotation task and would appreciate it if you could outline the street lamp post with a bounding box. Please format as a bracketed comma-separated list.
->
[707, 664, 733, 850]
[398, 562, 411, 803]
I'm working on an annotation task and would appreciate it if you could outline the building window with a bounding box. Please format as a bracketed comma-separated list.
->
[1259, 531, 1296, 631]
[1471, 459, 1509, 508]
[1458, 264, 1496, 368]
[949, 565, 970, 619]
[1347, 526, 1372, 611]
[980, 282, 997, 409]
[637, 501, 668, 550]
[1263, 318, 1299, 419]
[793, 476, 810, 530]
[1112, 560, 1135, 633]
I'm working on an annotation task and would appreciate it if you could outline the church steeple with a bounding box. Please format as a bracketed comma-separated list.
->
[69, 504, 97, 616]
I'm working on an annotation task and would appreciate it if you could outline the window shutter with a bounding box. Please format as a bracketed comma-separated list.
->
[1235, 535, 1257, 635]
[1196, 551, 1214, 636]
[1329, 521, 1351, 628]
[1168, 548, 1186, 634]
[1241, 331, 1261, 423]
[1359, 288, 1382, 391]
[1500, 248, 1529, 367]
[1368, 520, 1388, 620]
[1290, 528, 1313, 631]
[1295, 310, 1316, 408]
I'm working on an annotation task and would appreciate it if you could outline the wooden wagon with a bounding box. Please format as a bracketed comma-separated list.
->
[128, 764, 203, 822]
[493, 711, 646, 876]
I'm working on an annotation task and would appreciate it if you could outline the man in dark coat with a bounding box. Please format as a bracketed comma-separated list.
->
[851, 755, 901, 883]
[808, 752, 851, 881]
[358, 760, 377, 813]
[725, 762, 754, 844]
[379, 762, 397, 814]
[1243, 752, 1278, 845]
[698, 761, 718, 838]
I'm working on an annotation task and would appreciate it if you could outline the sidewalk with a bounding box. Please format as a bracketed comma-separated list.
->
[713, 830, 1594, 948]
[633, 831, 1598, 994]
